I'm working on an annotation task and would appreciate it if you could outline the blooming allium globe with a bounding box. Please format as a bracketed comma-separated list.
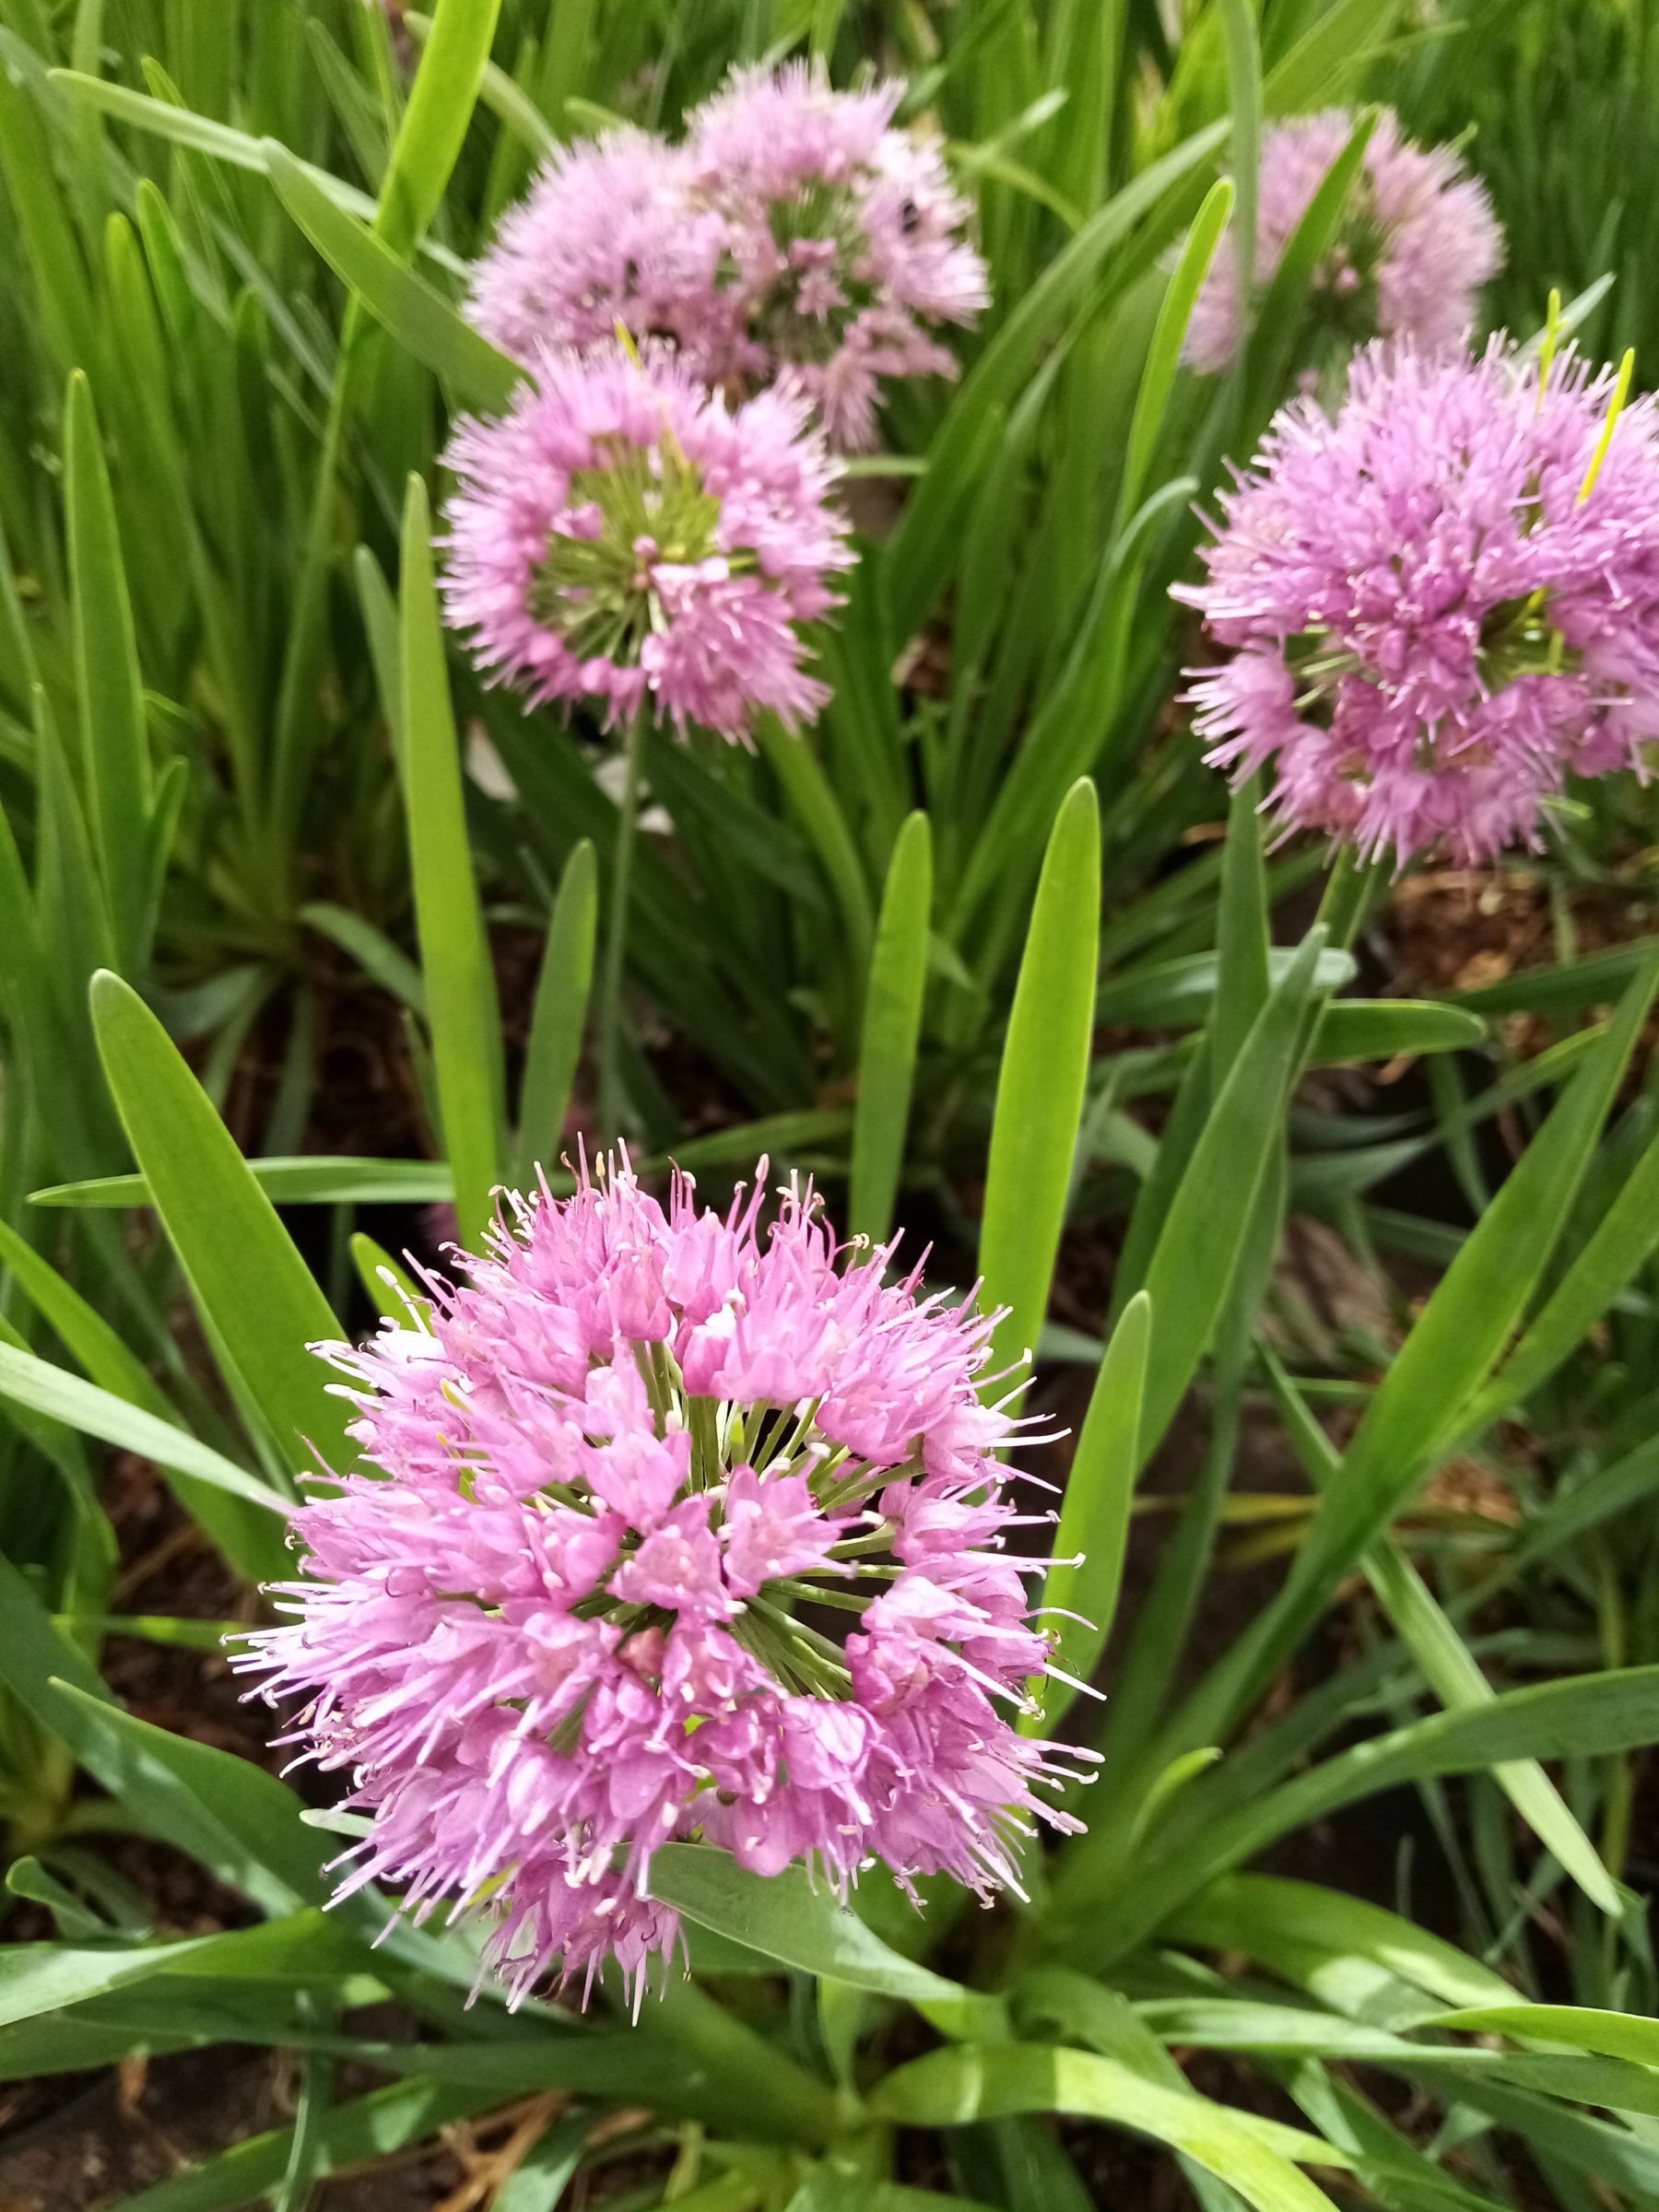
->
[685, 63, 988, 450]
[1178, 341, 1659, 864]
[440, 345, 851, 739]
[465, 68, 986, 451]
[1183, 108, 1503, 375]
[238, 1156, 1088, 2009]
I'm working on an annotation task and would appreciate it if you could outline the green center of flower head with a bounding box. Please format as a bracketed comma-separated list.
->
[530, 432, 728, 664]
[736, 181, 880, 365]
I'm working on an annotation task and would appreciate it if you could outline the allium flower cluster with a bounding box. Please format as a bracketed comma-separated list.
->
[1184, 108, 1503, 376]
[466, 64, 987, 450]
[440, 346, 851, 740]
[1178, 342, 1659, 864]
[239, 1156, 1087, 2009]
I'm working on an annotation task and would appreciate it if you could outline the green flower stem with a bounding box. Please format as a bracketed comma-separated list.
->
[596, 697, 651, 1145]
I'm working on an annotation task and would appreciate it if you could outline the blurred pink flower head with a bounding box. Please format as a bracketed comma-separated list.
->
[239, 1154, 1089, 2010]
[685, 63, 988, 449]
[1178, 340, 1659, 865]
[1184, 108, 1503, 375]
[439, 343, 851, 740]
[465, 65, 987, 450]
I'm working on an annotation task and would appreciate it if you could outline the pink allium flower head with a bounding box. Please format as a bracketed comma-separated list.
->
[1184, 108, 1503, 375]
[1177, 341, 1659, 865]
[238, 1155, 1089, 2011]
[439, 344, 851, 740]
[686, 63, 989, 449]
[465, 132, 746, 377]
[466, 72, 986, 452]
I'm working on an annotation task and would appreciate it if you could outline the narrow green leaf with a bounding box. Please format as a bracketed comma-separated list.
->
[1137, 930, 1326, 1457]
[399, 475, 507, 1247]
[0, 54, 97, 375]
[1216, 0, 1261, 413]
[1430, 2006, 1659, 2068]
[887, 121, 1230, 639]
[301, 901, 426, 1014]
[32, 1158, 454, 1209]
[515, 840, 597, 1186]
[872, 2045, 1347, 2212]
[755, 712, 874, 978]
[1116, 179, 1233, 526]
[1167, 1874, 1516, 2013]
[48, 70, 429, 241]
[1095, 947, 1355, 1029]
[642, 1844, 1000, 2037]
[1031, 1292, 1150, 1731]
[1311, 1001, 1487, 1064]
[66, 371, 151, 971]
[1262, 0, 1406, 110]
[849, 812, 933, 1247]
[88, 971, 352, 1478]
[0, 1342, 282, 1520]
[264, 142, 522, 412]
[1460, 1108, 1659, 1429]
[349, 1234, 423, 1328]
[106, 2079, 510, 2212]
[0, 1217, 174, 1426]
[0, 1915, 370, 2030]
[1212, 774, 1271, 1088]
[979, 779, 1100, 1385]
[371, 0, 501, 257]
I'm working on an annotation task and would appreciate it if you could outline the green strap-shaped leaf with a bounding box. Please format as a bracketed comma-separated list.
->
[1211, 775, 1271, 1091]
[1029, 1291, 1149, 1733]
[375, 0, 501, 258]
[1135, 929, 1326, 1460]
[0, 1340, 283, 1524]
[1311, 1001, 1486, 1063]
[399, 475, 507, 1247]
[1263, 0, 1406, 110]
[66, 371, 152, 972]
[979, 779, 1100, 1386]
[642, 1843, 1002, 2040]
[32, 1158, 455, 1208]
[264, 143, 521, 413]
[88, 970, 351, 1480]
[0, 1913, 370, 2031]
[1166, 1874, 1516, 2014]
[1459, 1105, 1659, 1430]
[1430, 2006, 1659, 2067]
[849, 811, 933, 1247]
[1117, 180, 1234, 528]
[515, 841, 597, 1187]
[872, 2045, 1346, 2212]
